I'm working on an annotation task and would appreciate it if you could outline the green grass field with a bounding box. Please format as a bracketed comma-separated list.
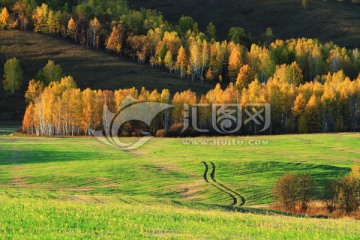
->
[1, 196, 359, 239]
[0, 132, 359, 238]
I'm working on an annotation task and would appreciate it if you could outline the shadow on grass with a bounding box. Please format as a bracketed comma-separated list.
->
[0, 148, 116, 166]
[220, 161, 350, 200]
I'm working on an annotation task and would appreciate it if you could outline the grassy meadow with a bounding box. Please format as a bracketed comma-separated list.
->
[1, 195, 360, 239]
[0, 132, 359, 238]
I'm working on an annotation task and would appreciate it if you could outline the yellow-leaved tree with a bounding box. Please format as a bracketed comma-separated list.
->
[0, 7, 10, 29]
[106, 26, 121, 54]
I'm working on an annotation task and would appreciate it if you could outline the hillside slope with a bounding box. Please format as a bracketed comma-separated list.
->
[131, 0, 360, 48]
[0, 31, 214, 121]
[0, 134, 358, 206]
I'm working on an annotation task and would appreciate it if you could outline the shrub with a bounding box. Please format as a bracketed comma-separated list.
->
[273, 173, 315, 211]
[297, 174, 315, 211]
[323, 181, 338, 213]
[167, 123, 196, 137]
[167, 123, 185, 137]
[321, 164, 360, 215]
[336, 175, 359, 214]
[155, 129, 167, 138]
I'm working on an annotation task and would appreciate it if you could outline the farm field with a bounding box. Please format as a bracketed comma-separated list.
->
[0, 132, 359, 238]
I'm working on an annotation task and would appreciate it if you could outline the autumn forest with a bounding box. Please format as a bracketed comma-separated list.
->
[0, 0, 359, 136]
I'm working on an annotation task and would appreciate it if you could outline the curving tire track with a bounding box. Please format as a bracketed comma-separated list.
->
[202, 162, 209, 183]
[203, 162, 237, 205]
[203, 162, 246, 206]
[210, 162, 246, 206]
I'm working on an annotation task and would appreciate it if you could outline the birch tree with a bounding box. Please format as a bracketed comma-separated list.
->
[3, 58, 23, 94]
